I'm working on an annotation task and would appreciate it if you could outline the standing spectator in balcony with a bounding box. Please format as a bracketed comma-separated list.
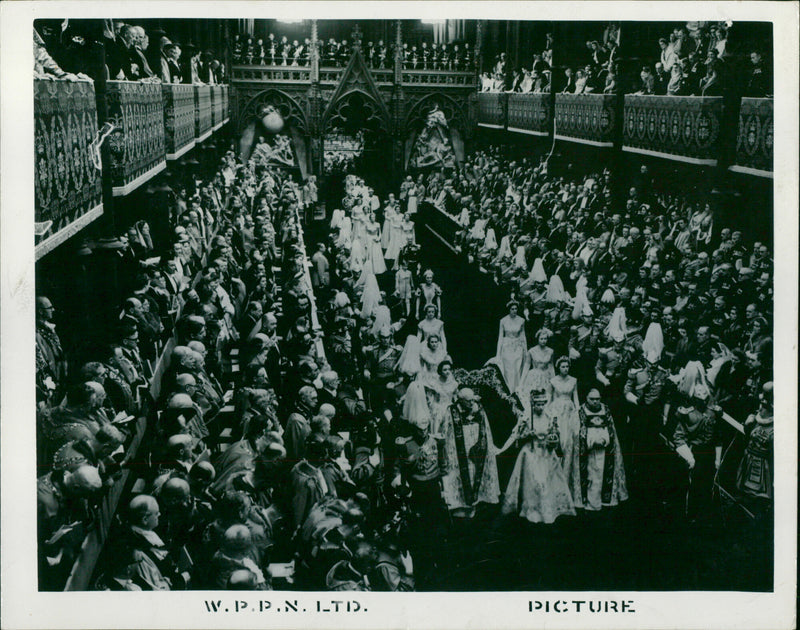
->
[700, 59, 723, 96]
[267, 34, 278, 65]
[561, 67, 575, 93]
[463, 42, 472, 69]
[667, 60, 685, 96]
[710, 24, 729, 60]
[653, 62, 668, 95]
[232, 33, 243, 63]
[659, 37, 677, 72]
[197, 51, 215, 85]
[586, 41, 607, 74]
[131, 26, 154, 78]
[34, 28, 88, 81]
[165, 43, 182, 84]
[581, 65, 598, 93]
[421, 42, 431, 70]
[744, 50, 772, 97]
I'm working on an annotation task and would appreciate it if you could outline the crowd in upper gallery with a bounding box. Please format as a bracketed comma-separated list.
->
[481, 21, 772, 97]
[232, 30, 476, 72]
[34, 20, 227, 85]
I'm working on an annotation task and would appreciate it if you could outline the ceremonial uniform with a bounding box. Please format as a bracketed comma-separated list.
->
[624, 362, 670, 494]
[672, 403, 722, 521]
[364, 343, 402, 411]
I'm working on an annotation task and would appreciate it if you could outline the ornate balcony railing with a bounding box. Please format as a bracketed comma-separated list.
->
[162, 83, 196, 160]
[319, 66, 345, 85]
[554, 93, 616, 146]
[34, 79, 104, 258]
[507, 93, 551, 137]
[106, 81, 166, 196]
[232, 63, 312, 83]
[401, 69, 475, 87]
[195, 85, 213, 142]
[34, 79, 231, 258]
[731, 97, 773, 178]
[623, 95, 723, 165]
[477, 92, 506, 128]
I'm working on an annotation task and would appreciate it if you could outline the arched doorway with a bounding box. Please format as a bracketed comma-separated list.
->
[321, 89, 392, 201]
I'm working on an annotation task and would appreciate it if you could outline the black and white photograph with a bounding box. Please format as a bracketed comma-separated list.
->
[1, 2, 797, 629]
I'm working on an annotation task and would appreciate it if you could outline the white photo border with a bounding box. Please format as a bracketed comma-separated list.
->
[2, 2, 797, 629]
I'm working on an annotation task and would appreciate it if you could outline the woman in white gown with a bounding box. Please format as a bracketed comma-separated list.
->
[384, 211, 407, 263]
[546, 356, 582, 507]
[417, 304, 446, 351]
[517, 328, 555, 407]
[407, 182, 418, 214]
[336, 214, 353, 250]
[348, 233, 366, 273]
[490, 300, 527, 393]
[364, 214, 387, 275]
[415, 270, 442, 320]
[422, 358, 459, 435]
[381, 204, 396, 250]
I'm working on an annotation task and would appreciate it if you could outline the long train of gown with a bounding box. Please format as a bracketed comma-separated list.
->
[501, 411, 576, 524]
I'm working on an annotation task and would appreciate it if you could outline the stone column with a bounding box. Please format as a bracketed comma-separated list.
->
[391, 20, 406, 185]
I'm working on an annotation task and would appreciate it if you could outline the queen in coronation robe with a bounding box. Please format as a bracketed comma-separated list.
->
[500, 389, 576, 524]
[438, 388, 500, 517]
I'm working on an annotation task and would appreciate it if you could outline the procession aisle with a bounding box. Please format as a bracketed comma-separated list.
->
[415, 220, 507, 370]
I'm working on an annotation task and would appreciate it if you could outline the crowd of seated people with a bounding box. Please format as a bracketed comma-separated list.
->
[629, 22, 772, 97]
[417, 146, 773, 524]
[37, 151, 423, 592]
[36, 134, 775, 592]
[481, 33, 552, 93]
[35, 20, 226, 85]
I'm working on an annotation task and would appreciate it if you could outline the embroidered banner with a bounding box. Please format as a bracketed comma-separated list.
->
[162, 83, 196, 159]
[106, 80, 166, 195]
[507, 93, 551, 136]
[477, 92, 506, 128]
[623, 95, 722, 165]
[34, 79, 103, 252]
[554, 93, 616, 146]
[731, 97, 773, 177]
[195, 85, 213, 141]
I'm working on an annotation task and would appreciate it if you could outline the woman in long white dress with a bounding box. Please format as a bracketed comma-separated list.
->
[517, 328, 555, 407]
[336, 214, 353, 250]
[381, 204, 396, 250]
[415, 269, 442, 320]
[417, 304, 446, 351]
[500, 389, 576, 524]
[364, 214, 387, 275]
[490, 300, 527, 393]
[384, 211, 407, 263]
[407, 183, 418, 215]
[422, 358, 459, 435]
[547, 356, 582, 507]
[348, 233, 366, 273]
